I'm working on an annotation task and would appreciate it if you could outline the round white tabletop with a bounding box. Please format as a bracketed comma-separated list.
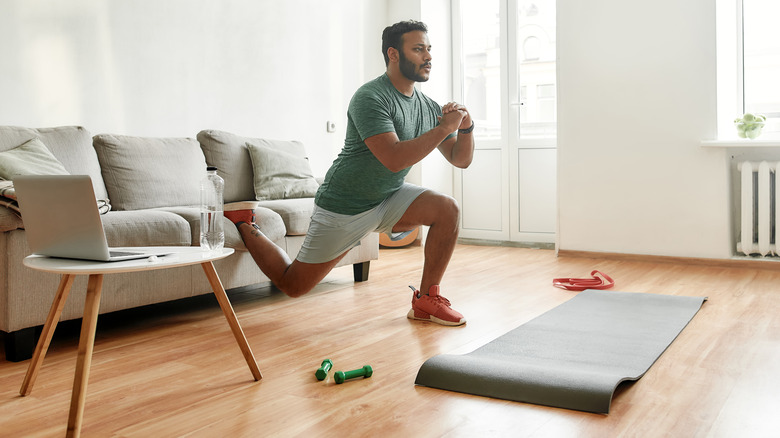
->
[23, 246, 235, 275]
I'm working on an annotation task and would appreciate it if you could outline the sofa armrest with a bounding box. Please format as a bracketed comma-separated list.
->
[0, 206, 22, 232]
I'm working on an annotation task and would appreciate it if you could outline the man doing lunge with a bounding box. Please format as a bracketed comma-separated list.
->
[225, 20, 475, 326]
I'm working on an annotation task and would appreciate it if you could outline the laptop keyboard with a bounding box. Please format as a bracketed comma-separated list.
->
[109, 250, 143, 257]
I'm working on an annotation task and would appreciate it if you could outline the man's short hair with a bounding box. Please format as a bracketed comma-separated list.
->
[382, 20, 428, 66]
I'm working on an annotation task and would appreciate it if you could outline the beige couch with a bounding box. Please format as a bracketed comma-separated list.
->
[0, 126, 378, 361]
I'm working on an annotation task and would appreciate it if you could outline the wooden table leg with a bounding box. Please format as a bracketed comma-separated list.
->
[66, 274, 104, 438]
[20, 274, 76, 396]
[200, 261, 262, 381]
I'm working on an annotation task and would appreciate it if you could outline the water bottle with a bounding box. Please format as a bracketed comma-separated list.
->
[200, 166, 224, 251]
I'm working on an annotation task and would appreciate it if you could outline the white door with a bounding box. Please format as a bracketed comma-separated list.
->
[453, 0, 557, 244]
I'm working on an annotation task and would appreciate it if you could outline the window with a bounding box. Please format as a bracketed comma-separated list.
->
[717, 0, 780, 138]
[536, 84, 556, 122]
[742, 0, 780, 120]
[460, 0, 501, 140]
[515, 0, 556, 140]
[458, 0, 556, 141]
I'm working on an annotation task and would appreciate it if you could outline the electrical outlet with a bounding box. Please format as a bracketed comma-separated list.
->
[326, 121, 336, 133]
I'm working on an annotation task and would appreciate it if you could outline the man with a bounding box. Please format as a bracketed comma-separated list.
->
[226, 20, 474, 326]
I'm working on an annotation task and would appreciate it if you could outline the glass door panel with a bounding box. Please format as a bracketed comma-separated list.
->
[514, 0, 557, 141]
[455, 0, 510, 240]
[454, 0, 556, 243]
[461, 0, 502, 140]
[508, 0, 557, 243]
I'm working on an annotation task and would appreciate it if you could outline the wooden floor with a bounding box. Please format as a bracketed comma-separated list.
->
[1, 244, 779, 437]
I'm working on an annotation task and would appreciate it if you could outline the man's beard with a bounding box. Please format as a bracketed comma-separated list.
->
[399, 51, 429, 82]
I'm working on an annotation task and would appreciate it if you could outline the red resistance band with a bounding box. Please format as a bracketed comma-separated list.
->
[552, 270, 614, 291]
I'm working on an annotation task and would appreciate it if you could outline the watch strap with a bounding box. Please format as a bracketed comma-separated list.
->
[458, 122, 475, 134]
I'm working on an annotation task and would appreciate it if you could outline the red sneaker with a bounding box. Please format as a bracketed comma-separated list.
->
[407, 285, 466, 326]
[224, 209, 256, 227]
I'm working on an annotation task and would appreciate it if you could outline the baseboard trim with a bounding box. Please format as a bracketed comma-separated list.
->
[556, 249, 780, 271]
[458, 238, 555, 250]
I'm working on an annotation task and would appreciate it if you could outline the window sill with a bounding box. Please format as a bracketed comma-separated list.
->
[701, 138, 780, 148]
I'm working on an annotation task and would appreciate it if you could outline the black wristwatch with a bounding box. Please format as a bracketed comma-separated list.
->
[458, 122, 475, 134]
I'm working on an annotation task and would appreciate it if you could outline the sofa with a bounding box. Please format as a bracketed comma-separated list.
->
[0, 126, 378, 361]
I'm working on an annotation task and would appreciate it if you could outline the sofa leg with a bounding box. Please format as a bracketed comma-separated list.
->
[353, 261, 370, 282]
[4, 326, 39, 362]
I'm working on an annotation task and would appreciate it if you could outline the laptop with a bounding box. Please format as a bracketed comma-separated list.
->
[13, 174, 172, 262]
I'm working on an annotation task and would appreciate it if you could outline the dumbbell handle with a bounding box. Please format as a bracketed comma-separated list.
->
[315, 359, 333, 381]
[334, 365, 373, 384]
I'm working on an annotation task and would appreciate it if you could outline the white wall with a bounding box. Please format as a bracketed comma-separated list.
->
[556, 0, 734, 259]
[0, 0, 388, 176]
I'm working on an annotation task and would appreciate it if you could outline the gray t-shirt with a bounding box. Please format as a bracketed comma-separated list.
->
[315, 74, 450, 215]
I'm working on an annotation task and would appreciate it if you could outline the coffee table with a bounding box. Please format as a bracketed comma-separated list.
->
[18, 246, 262, 438]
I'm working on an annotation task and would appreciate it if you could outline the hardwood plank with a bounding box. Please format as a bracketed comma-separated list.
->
[1, 244, 779, 437]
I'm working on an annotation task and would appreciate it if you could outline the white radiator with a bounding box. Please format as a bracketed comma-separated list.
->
[737, 160, 780, 256]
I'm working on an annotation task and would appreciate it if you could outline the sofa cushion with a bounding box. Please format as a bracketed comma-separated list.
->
[257, 198, 314, 236]
[161, 206, 286, 250]
[197, 129, 317, 203]
[93, 134, 207, 211]
[246, 142, 319, 201]
[197, 130, 256, 203]
[0, 138, 69, 179]
[101, 210, 192, 247]
[0, 126, 108, 200]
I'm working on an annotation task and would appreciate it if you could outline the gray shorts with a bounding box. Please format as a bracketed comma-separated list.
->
[296, 183, 427, 264]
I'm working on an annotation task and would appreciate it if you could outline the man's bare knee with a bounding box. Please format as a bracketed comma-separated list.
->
[274, 271, 319, 298]
[433, 194, 460, 227]
[280, 284, 314, 298]
[274, 257, 345, 298]
[443, 195, 460, 217]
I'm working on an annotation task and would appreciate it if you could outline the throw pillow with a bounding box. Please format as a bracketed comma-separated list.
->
[0, 137, 69, 179]
[93, 134, 206, 211]
[246, 142, 319, 200]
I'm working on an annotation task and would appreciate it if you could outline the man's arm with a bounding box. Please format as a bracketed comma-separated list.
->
[437, 102, 474, 169]
[364, 109, 466, 173]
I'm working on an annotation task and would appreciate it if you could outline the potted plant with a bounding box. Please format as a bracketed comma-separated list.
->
[734, 113, 766, 139]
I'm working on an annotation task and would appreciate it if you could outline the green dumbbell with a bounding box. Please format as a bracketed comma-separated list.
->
[334, 365, 373, 384]
[315, 359, 333, 381]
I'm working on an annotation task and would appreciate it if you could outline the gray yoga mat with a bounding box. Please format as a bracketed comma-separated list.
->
[415, 290, 706, 413]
